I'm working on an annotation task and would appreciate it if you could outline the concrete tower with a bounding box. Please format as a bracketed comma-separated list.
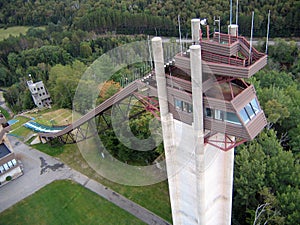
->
[151, 17, 267, 224]
[152, 39, 234, 225]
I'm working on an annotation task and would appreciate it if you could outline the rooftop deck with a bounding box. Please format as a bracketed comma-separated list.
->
[174, 32, 267, 78]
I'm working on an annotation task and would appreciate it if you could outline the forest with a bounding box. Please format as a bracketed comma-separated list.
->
[0, 1, 299, 225]
[0, 0, 300, 37]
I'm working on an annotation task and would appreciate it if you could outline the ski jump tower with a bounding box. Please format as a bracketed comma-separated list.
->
[152, 19, 267, 224]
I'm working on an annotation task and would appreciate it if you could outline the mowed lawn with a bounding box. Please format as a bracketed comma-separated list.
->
[27, 108, 73, 126]
[0, 180, 145, 225]
[0, 26, 31, 40]
[33, 143, 173, 222]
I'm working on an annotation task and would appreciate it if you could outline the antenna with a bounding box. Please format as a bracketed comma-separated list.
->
[265, 10, 271, 54]
[178, 15, 183, 56]
[236, 0, 239, 25]
[249, 11, 254, 64]
[230, 0, 233, 25]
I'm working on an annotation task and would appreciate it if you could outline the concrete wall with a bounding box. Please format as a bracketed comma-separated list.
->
[152, 36, 234, 225]
[167, 120, 234, 224]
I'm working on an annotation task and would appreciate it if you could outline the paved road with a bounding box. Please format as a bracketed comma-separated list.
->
[0, 136, 170, 225]
[0, 91, 14, 117]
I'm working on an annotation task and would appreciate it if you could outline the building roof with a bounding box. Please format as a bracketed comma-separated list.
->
[0, 143, 11, 158]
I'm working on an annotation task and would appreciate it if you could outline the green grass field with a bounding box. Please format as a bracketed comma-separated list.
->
[33, 142, 172, 222]
[27, 108, 73, 126]
[8, 116, 33, 140]
[0, 26, 31, 41]
[0, 180, 145, 225]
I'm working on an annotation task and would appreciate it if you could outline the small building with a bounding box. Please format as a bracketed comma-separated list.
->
[27, 79, 52, 108]
[0, 114, 23, 187]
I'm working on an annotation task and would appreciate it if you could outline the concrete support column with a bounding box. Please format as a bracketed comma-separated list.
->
[151, 37, 180, 225]
[190, 45, 203, 132]
[190, 44, 205, 224]
[191, 19, 201, 44]
[151, 37, 168, 116]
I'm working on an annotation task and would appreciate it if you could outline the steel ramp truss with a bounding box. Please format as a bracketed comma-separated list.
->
[44, 91, 160, 145]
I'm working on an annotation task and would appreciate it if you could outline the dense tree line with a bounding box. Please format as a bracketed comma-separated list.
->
[0, 0, 299, 37]
[232, 40, 300, 225]
[74, 8, 176, 36]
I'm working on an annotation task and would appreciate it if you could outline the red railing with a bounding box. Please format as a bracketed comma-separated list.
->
[202, 50, 246, 67]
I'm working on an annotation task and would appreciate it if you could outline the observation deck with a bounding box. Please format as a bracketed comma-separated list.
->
[175, 32, 267, 78]
[144, 66, 267, 141]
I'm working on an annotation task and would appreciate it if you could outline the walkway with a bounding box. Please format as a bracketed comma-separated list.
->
[0, 91, 13, 117]
[0, 136, 170, 225]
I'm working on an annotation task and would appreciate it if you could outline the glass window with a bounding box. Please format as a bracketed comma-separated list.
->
[175, 99, 182, 110]
[3, 163, 9, 170]
[250, 98, 260, 114]
[245, 104, 255, 119]
[188, 104, 193, 113]
[225, 112, 241, 125]
[182, 102, 188, 112]
[182, 102, 193, 113]
[12, 159, 17, 166]
[214, 109, 224, 120]
[239, 108, 250, 124]
[7, 161, 13, 168]
[205, 108, 212, 118]
[0, 165, 4, 173]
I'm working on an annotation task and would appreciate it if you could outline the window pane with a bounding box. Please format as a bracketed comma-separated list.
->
[239, 108, 250, 124]
[175, 99, 182, 110]
[7, 161, 13, 168]
[245, 103, 255, 119]
[215, 109, 223, 120]
[250, 98, 260, 114]
[12, 159, 17, 166]
[0, 165, 4, 173]
[183, 102, 188, 112]
[205, 108, 212, 118]
[225, 112, 241, 125]
[3, 163, 9, 170]
[187, 103, 193, 113]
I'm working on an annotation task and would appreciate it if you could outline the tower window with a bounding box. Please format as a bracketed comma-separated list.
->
[174, 99, 193, 113]
[205, 108, 212, 118]
[239, 98, 261, 124]
[205, 108, 241, 125]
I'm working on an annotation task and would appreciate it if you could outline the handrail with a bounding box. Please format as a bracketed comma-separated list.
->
[202, 50, 245, 67]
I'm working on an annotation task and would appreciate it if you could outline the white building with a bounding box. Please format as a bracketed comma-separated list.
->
[0, 114, 23, 186]
[27, 79, 52, 108]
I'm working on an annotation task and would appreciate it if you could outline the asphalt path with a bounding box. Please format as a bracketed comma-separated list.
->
[0, 136, 170, 225]
[0, 91, 13, 117]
